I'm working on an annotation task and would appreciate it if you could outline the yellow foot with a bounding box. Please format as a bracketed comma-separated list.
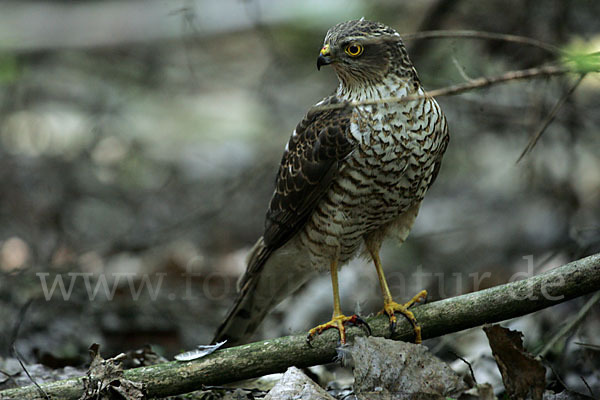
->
[379, 290, 427, 344]
[306, 314, 371, 345]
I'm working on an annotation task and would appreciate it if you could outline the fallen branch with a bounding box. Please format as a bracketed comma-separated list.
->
[2, 253, 599, 399]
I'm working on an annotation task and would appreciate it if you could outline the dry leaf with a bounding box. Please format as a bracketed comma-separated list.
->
[79, 343, 144, 400]
[483, 324, 545, 400]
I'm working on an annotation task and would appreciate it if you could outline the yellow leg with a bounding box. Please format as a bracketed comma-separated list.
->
[307, 260, 370, 344]
[368, 246, 427, 344]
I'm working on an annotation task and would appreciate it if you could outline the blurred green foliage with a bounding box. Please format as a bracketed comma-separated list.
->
[564, 51, 600, 74]
[562, 39, 600, 74]
[0, 53, 19, 83]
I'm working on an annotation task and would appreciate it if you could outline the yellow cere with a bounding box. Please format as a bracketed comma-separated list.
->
[320, 44, 330, 56]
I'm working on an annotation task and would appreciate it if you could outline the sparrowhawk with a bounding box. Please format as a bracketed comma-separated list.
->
[213, 19, 449, 346]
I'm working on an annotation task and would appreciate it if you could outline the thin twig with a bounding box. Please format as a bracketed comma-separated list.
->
[537, 290, 600, 357]
[11, 347, 49, 400]
[450, 351, 477, 385]
[401, 30, 561, 55]
[7, 301, 49, 399]
[451, 56, 474, 82]
[540, 356, 569, 391]
[422, 65, 571, 99]
[0, 368, 17, 387]
[8, 299, 32, 349]
[313, 64, 572, 112]
[573, 342, 600, 351]
[516, 73, 586, 163]
[580, 376, 595, 399]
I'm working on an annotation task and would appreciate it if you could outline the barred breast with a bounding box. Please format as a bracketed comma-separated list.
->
[296, 82, 448, 271]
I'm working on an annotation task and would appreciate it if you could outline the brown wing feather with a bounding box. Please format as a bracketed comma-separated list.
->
[263, 96, 354, 250]
[213, 97, 355, 345]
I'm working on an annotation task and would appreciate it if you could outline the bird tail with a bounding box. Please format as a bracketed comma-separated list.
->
[212, 237, 313, 347]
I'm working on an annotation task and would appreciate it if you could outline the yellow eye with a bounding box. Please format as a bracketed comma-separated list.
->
[345, 43, 363, 57]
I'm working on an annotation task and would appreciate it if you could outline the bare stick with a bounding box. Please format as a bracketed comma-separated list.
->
[313, 64, 573, 112]
[516, 74, 586, 163]
[401, 30, 561, 54]
[2, 253, 599, 400]
[537, 290, 600, 357]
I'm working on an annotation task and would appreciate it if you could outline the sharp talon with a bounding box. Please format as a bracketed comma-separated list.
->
[380, 293, 425, 342]
[352, 315, 372, 336]
[363, 322, 372, 336]
[359, 317, 372, 336]
[307, 314, 365, 344]
[306, 333, 313, 347]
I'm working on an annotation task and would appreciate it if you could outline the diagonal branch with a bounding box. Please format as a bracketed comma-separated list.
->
[2, 253, 600, 400]
[537, 289, 600, 357]
[516, 73, 586, 163]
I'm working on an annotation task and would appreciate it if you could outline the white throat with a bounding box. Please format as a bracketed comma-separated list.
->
[336, 74, 415, 102]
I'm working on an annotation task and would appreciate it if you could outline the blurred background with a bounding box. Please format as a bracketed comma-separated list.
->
[0, 0, 599, 394]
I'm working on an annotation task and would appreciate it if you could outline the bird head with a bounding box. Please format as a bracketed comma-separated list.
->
[317, 19, 417, 88]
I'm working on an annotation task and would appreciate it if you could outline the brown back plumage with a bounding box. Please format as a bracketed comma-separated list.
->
[263, 96, 354, 249]
[212, 98, 354, 345]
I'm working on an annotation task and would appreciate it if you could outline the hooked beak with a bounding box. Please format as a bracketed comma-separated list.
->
[317, 44, 332, 70]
